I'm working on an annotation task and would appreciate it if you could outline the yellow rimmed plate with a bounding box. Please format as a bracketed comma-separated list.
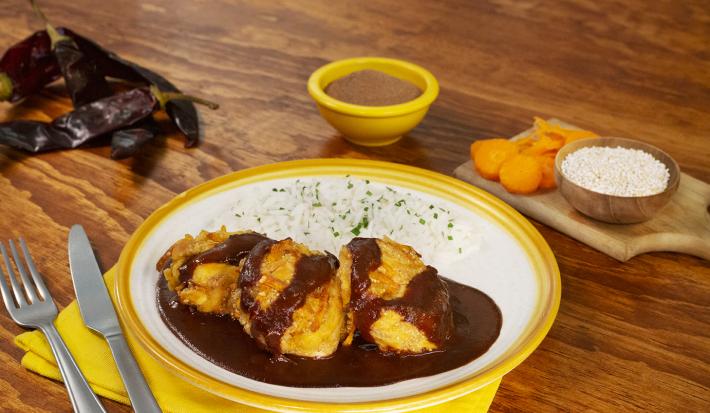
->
[115, 159, 560, 412]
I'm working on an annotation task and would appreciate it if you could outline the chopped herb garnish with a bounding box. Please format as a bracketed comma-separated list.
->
[386, 187, 395, 192]
[458, 247, 462, 254]
[347, 182, 354, 189]
[351, 216, 370, 235]
[312, 202, 322, 207]
[366, 190, 373, 196]
[394, 199, 406, 207]
[429, 204, 434, 209]
[272, 188, 277, 192]
[235, 213, 242, 217]
[333, 232, 340, 237]
[365, 179, 370, 184]
[364, 207, 369, 211]
[447, 235, 453, 240]
[434, 213, 439, 219]
[448, 222, 454, 228]
[419, 218, 426, 224]
[279, 188, 285, 192]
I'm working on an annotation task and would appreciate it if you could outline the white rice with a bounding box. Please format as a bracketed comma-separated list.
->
[561, 146, 670, 197]
[228, 176, 482, 263]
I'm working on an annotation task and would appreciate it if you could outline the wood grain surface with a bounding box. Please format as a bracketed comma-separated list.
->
[1, 0, 708, 412]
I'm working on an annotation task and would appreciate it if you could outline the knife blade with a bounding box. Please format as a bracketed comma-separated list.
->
[69, 224, 162, 413]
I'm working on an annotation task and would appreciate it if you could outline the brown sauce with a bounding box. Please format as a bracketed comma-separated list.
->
[177, 233, 270, 284]
[157, 276, 502, 387]
[239, 239, 339, 353]
[348, 238, 453, 348]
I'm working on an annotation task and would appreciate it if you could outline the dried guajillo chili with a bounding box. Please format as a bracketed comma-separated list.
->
[2, 24, 203, 148]
[31, 0, 112, 106]
[0, 30, 60, 102]
[0, 86, 218, 153]
[63, 30, 202, 147]
[110, 117, 161, 159]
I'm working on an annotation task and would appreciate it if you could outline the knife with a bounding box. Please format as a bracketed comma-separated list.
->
[69, 225, 162, 413]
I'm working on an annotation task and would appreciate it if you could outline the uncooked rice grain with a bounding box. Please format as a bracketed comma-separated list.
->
[561, 146, 669, 197]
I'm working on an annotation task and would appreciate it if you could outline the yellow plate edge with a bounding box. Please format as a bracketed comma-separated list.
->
[114, 158, 561, 413]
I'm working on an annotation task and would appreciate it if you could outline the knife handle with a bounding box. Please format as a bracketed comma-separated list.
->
[40, 323, 107, 413]
[105, 333, 162, 413]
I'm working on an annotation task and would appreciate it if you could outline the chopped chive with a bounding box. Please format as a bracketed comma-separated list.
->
[434, 213, 439, 219]
[279, 188, 285, 192]
[429, 205, 434, 209]
[272, 188, 277, 192]
[366, 190, 373, 196]
[419, 218, 426, 225]
[447, 235, 453, 240]
[347, 182, 354, 189]
[365, 179, 370, 184]
[312, 202, 322, 207]
[448, 222, 454, 228]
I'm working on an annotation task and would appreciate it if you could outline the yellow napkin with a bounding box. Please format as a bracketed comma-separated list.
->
[14, 267, 500, 412]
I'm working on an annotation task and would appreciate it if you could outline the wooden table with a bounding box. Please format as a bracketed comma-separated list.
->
[1, 1, 708, 411]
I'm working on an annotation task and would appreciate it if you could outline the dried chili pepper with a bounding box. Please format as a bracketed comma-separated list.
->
[62, 29, 202, 147]
[0, 86, 217, 153]
[31, 0, 112, 107]
[110, 117, 161, 159]
[0, 30, 60, 102]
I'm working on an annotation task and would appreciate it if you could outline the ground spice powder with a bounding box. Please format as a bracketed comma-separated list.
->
[325, 69, 422, 106]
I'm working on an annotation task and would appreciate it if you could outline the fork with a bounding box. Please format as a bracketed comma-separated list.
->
[0, 238, 107, 413]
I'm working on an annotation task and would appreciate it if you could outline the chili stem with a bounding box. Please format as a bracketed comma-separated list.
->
[29, 0, 70, 47]
[150, 85, 220, 110]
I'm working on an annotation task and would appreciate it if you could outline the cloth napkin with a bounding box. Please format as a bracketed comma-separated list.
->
[14, 267, 500, 412]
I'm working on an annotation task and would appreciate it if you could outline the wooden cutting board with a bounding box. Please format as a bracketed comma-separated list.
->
[453, 119, 710, 262]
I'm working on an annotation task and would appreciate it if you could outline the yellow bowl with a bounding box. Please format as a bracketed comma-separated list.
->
[307, 57, 439, 146]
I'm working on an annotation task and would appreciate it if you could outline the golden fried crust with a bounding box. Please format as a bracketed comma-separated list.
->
[369, 238, 426, 300]
[160, 227, 232, 292]
[158, 227, 260, 315]
[253, 239, 310, 309]
[336, 248, 355, 346]
[236, 239, 346, 358]
[341, 237, 450, 354]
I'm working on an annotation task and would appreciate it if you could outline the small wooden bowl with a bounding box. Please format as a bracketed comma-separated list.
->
[554, 137, 680, 224]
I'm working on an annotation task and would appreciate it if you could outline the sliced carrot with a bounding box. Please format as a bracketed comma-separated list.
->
[470, 140, 484, 159]
[537, 155, 557, 189]
[474, 139, 518, 181]
[499, 155, 543, 194]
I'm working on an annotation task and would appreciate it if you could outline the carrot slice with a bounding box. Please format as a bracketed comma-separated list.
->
[499, 155, 542, 194]
[474, 139, 519, 181]
[470, 140, 484, 158]
[537, 155, 557, 189]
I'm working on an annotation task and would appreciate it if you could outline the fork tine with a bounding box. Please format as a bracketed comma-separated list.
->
[0, 243, 27, 307]
[18, 238, 49, 301]
[0, 262, 18, 316]
[9, 240, 39, 303]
